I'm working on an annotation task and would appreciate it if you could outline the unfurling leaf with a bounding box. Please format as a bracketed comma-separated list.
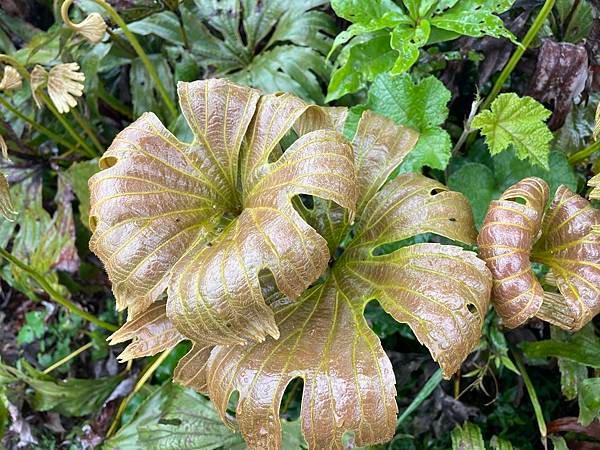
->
[93, 79, 492, 449]
[478, 177, 600, 330]
[0, 66, 21, 91]
[47, 63, 85, 114]
[472, 93, 553, 168]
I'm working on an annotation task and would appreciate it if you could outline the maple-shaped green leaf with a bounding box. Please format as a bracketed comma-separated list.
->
[478, 177, 600, 330]
[96, 80, 493, 449]
[366, 73, 452, 172]
[471, 93, 553, 169]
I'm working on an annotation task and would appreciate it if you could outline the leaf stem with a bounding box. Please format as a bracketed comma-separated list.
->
[511, 348, 547, 449]
[70, 107, 103, 154]
[106, 350, 171, 437]
[88, 0, 178, 120]
[0, 247, 117, 332]
[480, 0, 556, 111]
[40, 93, 97, 158]
[43, 341, 93, 374]
[568, 140, 600, 165]
[0, 95, 75, 149]
[396, 368, 442, 428]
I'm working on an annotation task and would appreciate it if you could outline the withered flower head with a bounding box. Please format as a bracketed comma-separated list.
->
[30, 65, 48, 108]
[61, 0, 106, 43]
[0, 66, 22, 91]
[47, 63, 85, 114]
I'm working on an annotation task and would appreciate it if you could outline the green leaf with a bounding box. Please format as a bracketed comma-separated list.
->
[367, 73, 452, 171]
[471, 93, 553, 168]
[63, 159, 100, 229]
[448, 149, 576, 227]
[451, 422, 485, 450]
[0, 361, 121, 417]
[490, 435, 514, 450]
[180, 0, 336, 103]
[549, 436, 569, 450]
[326, 32, 397, 102]
[16, 311, 46, 345]
[431, 0, 517, 42]
[389, 20, 431, 75]
[130, 54, 175, 122]
[105, 383, 246, 450]
[578, 378, 600, 426]
[521, 324, 600, 368]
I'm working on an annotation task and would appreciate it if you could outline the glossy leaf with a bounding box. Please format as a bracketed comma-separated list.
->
[130, 0, 337, 103]
[478, 177, 600, 330]
[471, 93, 553, 169]
[578, 378, 600, 426]
[90, 78, 356, 344]
[451, 422, 485, 450]
[97, 79, 492, 449]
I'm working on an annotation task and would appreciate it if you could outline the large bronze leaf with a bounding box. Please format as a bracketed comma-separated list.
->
[97, 84, 491, 449]
[168, 111, 491, 449]
[89, 78, 357, 345]
[478, 177, 600, 330]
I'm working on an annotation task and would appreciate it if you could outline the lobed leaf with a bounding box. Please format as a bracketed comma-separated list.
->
[479, 177, 600, 330]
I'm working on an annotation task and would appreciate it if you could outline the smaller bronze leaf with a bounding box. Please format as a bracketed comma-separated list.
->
[108, 301, 184, 362]
[173, 345, 212, 394]
[589, 174, 600, 200]
[477, 177, 549, 328]
[532, 185, 600, 330]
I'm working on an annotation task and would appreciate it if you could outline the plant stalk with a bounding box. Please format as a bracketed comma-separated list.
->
[0, 96, 75, 149]
[70, 107, 103, 154]
[0, 247, 117, 332]
[106, 350, 172, 437]
[568, 140, 600, 165]
[511, 348, 547, 449]
[89, 0, 178, 120]
[40, 93, 97, 158]
[481, 0, 556, 111]
[43, 341, 93, 374]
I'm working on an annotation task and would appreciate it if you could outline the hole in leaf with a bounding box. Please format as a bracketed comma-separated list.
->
[226, 390, 240, 415]
[466, 303, 478, 316]
[448, 217, 456, 222]
[158, 418, 181, 426]
[430, 188, 445, 196]
[89, 215, 98, 232]
[99, 155, 118, 169]
[280, 377, 303, 420]
[504, 196, 526, 205]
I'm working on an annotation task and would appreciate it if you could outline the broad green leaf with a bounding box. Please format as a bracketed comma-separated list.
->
[130, 54, 175, 121]
[478, 178, 600, 330]
[99, 80, 491, 449]
[326, 32, 398, 102]
[521, 324, 600, 368]
[389, 21, 431, 75]
[431, 0, 516, 42]
[472, 93, 553, 169]
[328, 0, 515, 97]
[451, 422, 485, 450]
[0, 361, 121, 417]
[490, 435, 514, 450]
[367, 73, 452, 171]
[449, 149, 577, 227]
[578, 378, 600, 426]
[168, 0, 337, 103]
[63, 159, 100, 228]
[90, 79, 357, 343]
